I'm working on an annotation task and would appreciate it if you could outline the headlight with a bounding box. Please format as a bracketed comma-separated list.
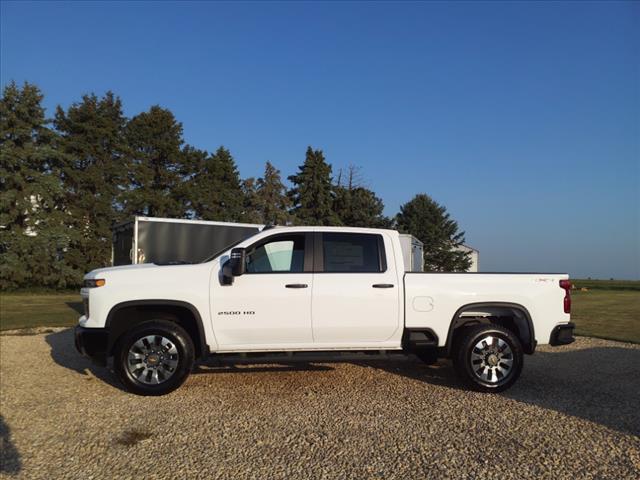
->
[83, 279, 106, 288]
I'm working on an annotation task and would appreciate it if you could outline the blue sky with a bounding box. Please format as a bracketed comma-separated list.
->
[2, 1, 638, 279]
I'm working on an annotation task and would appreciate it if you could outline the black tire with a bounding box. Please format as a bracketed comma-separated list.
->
[452, 324, 523, 393]
[113, 320, 195, 396]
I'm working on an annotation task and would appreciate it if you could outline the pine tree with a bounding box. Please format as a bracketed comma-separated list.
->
[396, 194, 471, 272]
[240, 177, 263, 224]
[288, 146, 340, 225]
[187, 146, 244, 221]
[256, 161, 291, 225]
[121, 106, 187, 218]
[54, 92, 128, 275]
[334, 165, 390, 228]
[0, 81, 76, 288]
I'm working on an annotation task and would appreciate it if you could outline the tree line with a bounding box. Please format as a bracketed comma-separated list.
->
[0, 81, 470, 289]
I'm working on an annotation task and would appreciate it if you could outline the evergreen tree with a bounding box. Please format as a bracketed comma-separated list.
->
[187, 146, 244, 221]
[178, 145, 208, 219]
[240, 177, 263, 224]
[121, 106, 187, 218]
[54, 92, 128, 275]
[256, 161, 291, 225]
[334, 165, 390, 228]
[0, 82, 76, 288]
[396, 194, 471, 272]
[288, 146, 340, 225]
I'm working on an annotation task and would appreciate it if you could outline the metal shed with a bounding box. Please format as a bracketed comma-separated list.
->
[112, 216, 263, 266]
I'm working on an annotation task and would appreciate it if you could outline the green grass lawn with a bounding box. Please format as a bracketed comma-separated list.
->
[572, 289, 640, 343]
[0, 292, 82, 331]
[1, 285, 639, 343]
[570, 278, 640, 291]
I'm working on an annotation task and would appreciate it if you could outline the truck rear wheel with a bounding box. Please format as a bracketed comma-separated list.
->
[452, 324, 523, 393]
[113, 320, 195, 396]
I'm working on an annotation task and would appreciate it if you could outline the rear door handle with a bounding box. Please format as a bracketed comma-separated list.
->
[372, 283, 394, 288]
[285, 283, 308, 289]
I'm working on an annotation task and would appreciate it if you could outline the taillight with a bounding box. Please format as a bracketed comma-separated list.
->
[559, 279, 571, 314]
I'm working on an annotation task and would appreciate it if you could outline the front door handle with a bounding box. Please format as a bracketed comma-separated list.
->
[285, 283, 308, 289]
[372, 283, 394, 288]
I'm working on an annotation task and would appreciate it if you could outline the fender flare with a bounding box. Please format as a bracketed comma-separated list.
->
[105, 299, 209, 359]
[445, 302, 536, 355]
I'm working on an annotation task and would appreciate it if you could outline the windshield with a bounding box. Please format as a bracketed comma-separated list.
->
[199, 238, 246, 263]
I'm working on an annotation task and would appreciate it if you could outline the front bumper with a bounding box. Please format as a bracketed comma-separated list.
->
[74, 326, 109, 366]
[549, 322, 575, 346]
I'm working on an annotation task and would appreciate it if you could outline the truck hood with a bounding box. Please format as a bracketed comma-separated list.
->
[84, 262, 214, 283]
[85, 263, 160, 278]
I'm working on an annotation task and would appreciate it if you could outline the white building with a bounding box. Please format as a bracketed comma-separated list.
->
[455, 244, 480, 272]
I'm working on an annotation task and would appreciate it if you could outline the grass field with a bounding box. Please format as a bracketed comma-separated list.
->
[0, 292, 82, 331]
[570, 278, 640, 291]
[572, 290, 640, 343]
[1, 282, 639, 343]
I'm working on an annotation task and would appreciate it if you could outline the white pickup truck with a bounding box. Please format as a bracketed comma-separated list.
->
[75, 226, 575, 395]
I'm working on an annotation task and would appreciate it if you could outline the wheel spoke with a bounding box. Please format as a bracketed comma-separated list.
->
[162, 358, 178, 369]
[127, 333, 180, 386]
[133, 339, 148, 354]
[470, 334, 516, 384]
[470, 352, 484, 364]
[499, 358, 513, 368]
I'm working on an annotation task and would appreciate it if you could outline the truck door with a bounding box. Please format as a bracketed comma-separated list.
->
[212, 232, 314, 348]
[311, 232, 401, 344]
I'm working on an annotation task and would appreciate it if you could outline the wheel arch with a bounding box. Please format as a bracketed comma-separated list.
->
[445, 302, 536, 356]
[106, 300, 209, 359]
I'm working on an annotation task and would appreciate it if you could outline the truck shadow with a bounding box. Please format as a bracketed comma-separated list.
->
[194, 362, 333, 375]
[0, 415, 21, 475]
[65, 301, 84, 315]
[44, 329, 121, 389]
[504, 346, 640, 436]
[193, 347, 640, 437]
[366, 346, 640, 437]
[44, 329, 639, 436]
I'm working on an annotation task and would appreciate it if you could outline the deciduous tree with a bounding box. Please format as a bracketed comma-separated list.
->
[334, 165, 390, 228]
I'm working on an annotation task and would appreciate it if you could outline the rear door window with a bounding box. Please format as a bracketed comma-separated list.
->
[322, 233, 384, 273]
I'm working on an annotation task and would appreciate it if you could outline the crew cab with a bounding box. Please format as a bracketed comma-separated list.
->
[75, 226, 575, 395]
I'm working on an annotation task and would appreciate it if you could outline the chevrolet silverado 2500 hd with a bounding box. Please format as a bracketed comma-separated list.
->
[75, 226, 575, 395]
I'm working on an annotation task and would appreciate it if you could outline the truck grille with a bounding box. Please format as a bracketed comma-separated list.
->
[83, 298, 89, 318]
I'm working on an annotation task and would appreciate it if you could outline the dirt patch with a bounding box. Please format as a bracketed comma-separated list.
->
[114, 429, 153, 447]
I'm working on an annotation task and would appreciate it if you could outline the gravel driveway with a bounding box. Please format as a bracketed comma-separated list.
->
[1, 329, 639, 479]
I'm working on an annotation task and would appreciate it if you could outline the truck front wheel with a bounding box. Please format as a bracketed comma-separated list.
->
[452, 324, 523, 393]
[113, 320, 195, 396]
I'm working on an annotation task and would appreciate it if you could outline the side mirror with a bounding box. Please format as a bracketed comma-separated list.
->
[221, 260, 234, 285]
[221, 248, 246, 285]
[230, 248, 246, 276]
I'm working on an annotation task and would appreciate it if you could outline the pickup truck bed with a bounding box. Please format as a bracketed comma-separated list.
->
[404, 272, 571, 353]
